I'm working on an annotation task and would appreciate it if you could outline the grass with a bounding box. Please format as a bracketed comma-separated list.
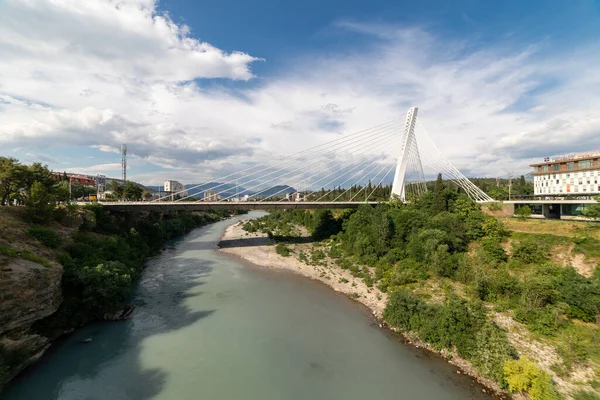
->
[503, 218, 600, 239]
[0, 244, 53, 268]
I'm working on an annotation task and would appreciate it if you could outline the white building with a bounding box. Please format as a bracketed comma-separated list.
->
[164, 180, 187, 199]
[531, 152, 600, 195]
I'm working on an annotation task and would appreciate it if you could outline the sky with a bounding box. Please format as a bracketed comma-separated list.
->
[1, 0, 600, 186]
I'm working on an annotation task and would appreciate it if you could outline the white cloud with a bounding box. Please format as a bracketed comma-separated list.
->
[1, 2, 600, 186]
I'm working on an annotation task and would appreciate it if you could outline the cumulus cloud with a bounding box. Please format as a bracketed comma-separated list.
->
[1, 2, 600, 185]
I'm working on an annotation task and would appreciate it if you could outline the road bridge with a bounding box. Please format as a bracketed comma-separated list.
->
[94, 201, 379, 212]
[101, 107, 494, 210]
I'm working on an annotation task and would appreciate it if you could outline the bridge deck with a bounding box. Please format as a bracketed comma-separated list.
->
[91, 201, 380, 212]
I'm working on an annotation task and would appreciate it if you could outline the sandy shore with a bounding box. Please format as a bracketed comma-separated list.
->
[218, 221, 388, 317]
[218, 219, 508, 398]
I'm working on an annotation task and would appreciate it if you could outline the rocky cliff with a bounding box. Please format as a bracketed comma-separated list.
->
[0, 207, 67, 388]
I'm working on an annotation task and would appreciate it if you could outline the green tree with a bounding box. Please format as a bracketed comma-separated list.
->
[123, 181, 143, 201]
[582, 196, 600, 220]
[433, 173, 446, 214]
[23, 162, 54, 191]
[515, 205, 532, 220]
[110, 180, 125, 200]
[0, 157, 26, 206]
[25, 181, 55, 224]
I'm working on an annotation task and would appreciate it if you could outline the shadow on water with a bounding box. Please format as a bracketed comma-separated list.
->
[3, 225, 221, 400]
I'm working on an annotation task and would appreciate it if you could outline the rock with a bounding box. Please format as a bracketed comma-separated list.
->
[81, 338, 93, 343]
[0, 257, 63, 336]
[103, 305, 136, 321]
[482, 389, 486, 393]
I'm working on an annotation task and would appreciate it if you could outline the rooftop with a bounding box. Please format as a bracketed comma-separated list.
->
[531, 151, 600, 167]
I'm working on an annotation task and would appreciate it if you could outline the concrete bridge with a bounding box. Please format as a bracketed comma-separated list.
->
[91, 201, 379, 212]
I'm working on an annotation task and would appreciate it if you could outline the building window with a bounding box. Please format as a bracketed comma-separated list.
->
[567, 162, 575, 170]
[579, 160, 592, 169]
[542, 165, 549, 172]
[552, 164, 560, 171]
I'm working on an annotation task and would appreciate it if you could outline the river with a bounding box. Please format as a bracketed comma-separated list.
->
[3, 212, 493, 400]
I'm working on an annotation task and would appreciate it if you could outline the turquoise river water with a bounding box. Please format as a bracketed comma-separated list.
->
[3, 212, 494, 400]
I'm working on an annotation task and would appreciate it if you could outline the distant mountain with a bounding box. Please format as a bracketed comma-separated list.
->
[255, 185, 296, 197]
[184, 182, 252, 199]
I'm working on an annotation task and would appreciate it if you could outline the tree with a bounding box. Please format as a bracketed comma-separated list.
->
[110, 180, 125, 200]
[23, 162, 54, 191]
[433, 173, 446, 214]
[123, 181, 143, 201]
[515, 205, 532, 220]
[0, 157, 25, 206]
[582, 196, 600, 220]
[25, 181, 55, 224]
[142, 191, 153, 201]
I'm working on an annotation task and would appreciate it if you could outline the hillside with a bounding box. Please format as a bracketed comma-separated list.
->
[240, 196, 600, 399]
[0, 205, 231, 390]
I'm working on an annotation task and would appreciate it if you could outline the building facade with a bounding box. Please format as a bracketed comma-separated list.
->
[164, 180, 187, 198]
[531, 152, 600, 195]
[203, 189, 219, 201]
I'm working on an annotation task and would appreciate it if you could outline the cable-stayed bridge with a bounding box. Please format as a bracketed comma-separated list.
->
[101, 107, 492, 211]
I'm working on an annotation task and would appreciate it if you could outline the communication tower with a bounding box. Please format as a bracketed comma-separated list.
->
[121, 144, 127, 182]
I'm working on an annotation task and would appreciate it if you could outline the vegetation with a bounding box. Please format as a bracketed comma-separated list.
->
[34, 206, 231, 334]
[504, 357, 560, 400]
[27, 226, 62, 248]
[515, 205, 532, 220]
[582, 196, 600, 220]
[275, 243, 291, 257]
[245, 183, 600, 398]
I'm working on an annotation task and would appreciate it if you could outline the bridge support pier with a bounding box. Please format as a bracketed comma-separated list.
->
[391, 107, 419, 201]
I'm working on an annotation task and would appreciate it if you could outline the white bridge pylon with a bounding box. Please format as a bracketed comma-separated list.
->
[391, 107, 493, 202]
[153, 107, 493, 204]
[391, 107, 421, 201]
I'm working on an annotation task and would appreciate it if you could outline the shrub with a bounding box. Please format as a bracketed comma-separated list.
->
[471, 322, 516, 384]
[27, 226, 62, 248]
[482, 217, 510, 240]
[515, 205, 532, 220]
[512, 239, 548, 264]
[384, 290, 515, 382]
[514, 305, 561, 336]
[275, 243, 291, 257]
[481, 237, 508, 263]
[503, 358, 560, 400]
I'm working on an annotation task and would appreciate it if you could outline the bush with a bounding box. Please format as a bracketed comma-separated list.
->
[27, 226, 62, 248]
[515, 205, 532, 220]
[384, 290, 515, 382]
[503, 357, 560, 400]
[512, 239, 548, 264]
[275, 243, 291, 257]
[481, 237, 508, 263]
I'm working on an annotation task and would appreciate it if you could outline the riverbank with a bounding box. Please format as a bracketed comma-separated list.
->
[0, 205, 234, 391]
[218, 219, 509, 398]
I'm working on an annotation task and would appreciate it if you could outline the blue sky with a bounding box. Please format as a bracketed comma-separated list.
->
[1, 0, 600, 186]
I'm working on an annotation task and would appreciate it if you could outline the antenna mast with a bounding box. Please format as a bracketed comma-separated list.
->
[121, 144, 127, 181]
